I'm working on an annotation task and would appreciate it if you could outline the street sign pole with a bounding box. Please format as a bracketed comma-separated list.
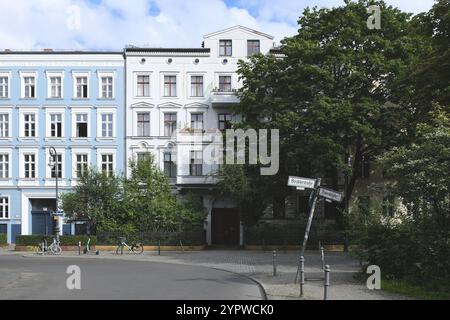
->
[294, 178, 321, 283]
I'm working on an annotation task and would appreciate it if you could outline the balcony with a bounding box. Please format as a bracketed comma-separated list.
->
[210, 88, 240, 107]
[176, 175, 217, 185]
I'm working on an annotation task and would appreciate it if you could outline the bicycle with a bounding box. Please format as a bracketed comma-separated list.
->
[115, 237, 144, 255]
[36, 237, 62, 255]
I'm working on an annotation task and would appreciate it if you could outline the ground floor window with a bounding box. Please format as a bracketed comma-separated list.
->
[0, 197, 8, 219]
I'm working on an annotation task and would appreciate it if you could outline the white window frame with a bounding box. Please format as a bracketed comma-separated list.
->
[161, 73, 179, 98]
[97, 71, 115, 99]
[0, 108, 12, 139]
[190, 74, 204, 97]
[0, 196, 9, 219]
[72, 71, 90, 99]
[215, 73, 234, 92]
[135, 72, 152, 98]
[18, 148, 39, 186]
[72, 151, 90, 179]
[97, 149, 116, 177]
[46, 71, 64, 99]
[189, 112, 204, 131]
[0, 72, 11, 99]
[97, 107, 116, 139]
[0, 148, 12, 186]
[20, 71, 38, 99]
[45, 107, 65, 139]
[44, 148, 65, 181]
[0, 152, 10, 179]
[19, 107, 39, 139]
[71, 107, 91, 139]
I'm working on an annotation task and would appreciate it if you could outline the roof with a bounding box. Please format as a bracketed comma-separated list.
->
[203, 25, 274, 40]
[125, 48, 210, 53]
[0, 50, 123, 55]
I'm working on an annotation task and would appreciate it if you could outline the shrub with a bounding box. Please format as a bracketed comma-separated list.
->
[0, 233, 6, 245]
[15, 235, 97, 246]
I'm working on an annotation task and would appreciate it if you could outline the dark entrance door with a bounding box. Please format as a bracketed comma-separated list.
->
[211, 208, 240, 246]
[31, 211, 53, 235]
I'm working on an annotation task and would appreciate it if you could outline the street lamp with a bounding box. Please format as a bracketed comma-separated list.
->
[48, 147, 60, 240]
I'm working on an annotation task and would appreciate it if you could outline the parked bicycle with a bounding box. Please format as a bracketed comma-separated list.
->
[115, 237, 144, 255]
[36, 237, 62, 255]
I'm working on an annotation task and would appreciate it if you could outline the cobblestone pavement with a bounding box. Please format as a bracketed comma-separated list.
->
[9, 247, 412, 300]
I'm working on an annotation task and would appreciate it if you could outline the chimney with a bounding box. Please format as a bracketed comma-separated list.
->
[43, 48, 53, 52]
[4, 49, 11, 52]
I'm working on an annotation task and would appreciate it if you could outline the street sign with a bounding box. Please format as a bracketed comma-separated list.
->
[318, 187, 344, 203]
[287, 176, 317, 189]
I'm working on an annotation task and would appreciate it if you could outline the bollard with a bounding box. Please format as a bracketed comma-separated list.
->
[272, 250, 277, 276]
[324, 265, 330, 300]
[299, 256, 305, 297]
[78, 241, 81, 255]
[158, 240, 161, 256]
[321, 246, 325, 270]
[180, 240, 184, 253]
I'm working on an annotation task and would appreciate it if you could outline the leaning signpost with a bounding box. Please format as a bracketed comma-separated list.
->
[289, 175, 344, 290]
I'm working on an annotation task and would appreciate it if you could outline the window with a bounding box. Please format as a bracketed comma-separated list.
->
[101, 113, 113, 137]
[247, 40, 260, 56]
[76, 114, 88, 137]
[137, 75, 150, 97]
[76, 154, 88, 178]
[24, 76, 36, 98]
[219, 40, 232, 56]
[137, 112, 150, 137]
[101, 76, 113, 99]
[190, 113, 203, 130]
[50, 154, 62, 178]
[24, 154, 36, 178]
[219, 76, 232, 92]
[0, 197, 8, 219]
[190, 76, 204, 97]
[164, 113, 177, 136]
[190, 151, 203, 176]
[50, 114, 62, 138]
[49, 76, 62, 98]
[0, 77, 8, 98]
[101, 154, 114, 177]
[0, 114, 9, 137]
[218, 113, 232, 130]
[24, 114, 36, 137]
[164, 75, 177, 97]
[137, 153, 151, 162]
[0, 154, 9, 178]
[76, 76, 88, 98]
[164, 153, 176, 178]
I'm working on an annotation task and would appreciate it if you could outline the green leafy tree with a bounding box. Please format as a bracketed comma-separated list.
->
[233, 0, 425, 224]
[61, 167, 126, 234]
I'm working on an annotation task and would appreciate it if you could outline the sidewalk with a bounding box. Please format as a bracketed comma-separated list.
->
[8, 247, 411, 300]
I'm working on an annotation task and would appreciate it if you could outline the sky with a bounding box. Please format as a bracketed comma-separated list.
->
[0, 0, 436, 50]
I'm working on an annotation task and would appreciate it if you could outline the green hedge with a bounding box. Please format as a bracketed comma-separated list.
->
[97, 229, 205, 246]
[0, 233, 6, 245]
[15, 235, 97, 246]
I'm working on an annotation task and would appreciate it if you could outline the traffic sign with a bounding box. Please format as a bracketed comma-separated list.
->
[287, 176, 317, 189]
[318, 187, 344, 203]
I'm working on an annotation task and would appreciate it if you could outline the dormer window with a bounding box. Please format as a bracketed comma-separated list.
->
[219, 40, 232, 56]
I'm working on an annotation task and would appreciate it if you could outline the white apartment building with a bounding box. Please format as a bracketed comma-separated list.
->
[125, 26, 276, 246]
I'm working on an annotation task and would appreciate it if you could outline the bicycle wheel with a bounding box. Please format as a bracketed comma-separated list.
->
[131, 244, 144, 254]
[51, 244, 62, 255]
[115, 245, 122, 255]
[36, 244, 44, 255]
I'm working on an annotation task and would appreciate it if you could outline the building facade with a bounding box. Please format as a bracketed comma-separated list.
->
[125, 26, 276, 246]
[0, 52, 125, 243]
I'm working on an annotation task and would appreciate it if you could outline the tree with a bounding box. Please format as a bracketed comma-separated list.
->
[61, 167, 126, 234]
[233, 0, 425, 224]
[124, 154, 206, 232]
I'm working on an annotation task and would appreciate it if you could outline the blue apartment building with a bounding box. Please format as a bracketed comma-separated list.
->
[0, 51, 125, 243]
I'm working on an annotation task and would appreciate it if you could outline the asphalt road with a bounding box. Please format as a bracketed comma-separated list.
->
[0, 255, 264, 300]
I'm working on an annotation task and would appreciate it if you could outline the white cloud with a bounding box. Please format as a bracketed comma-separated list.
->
[0, 0, 435, 50]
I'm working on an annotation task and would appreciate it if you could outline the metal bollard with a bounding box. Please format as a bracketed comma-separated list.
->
[158, 240, 161, 256]
[324, 265, 330, 300]
[299, 256, 305, 297]
[272, 250, 277, 276]
[321, 246, 325, 270]
[78, 241, 81, 255]
[180, 240, 184, 253]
